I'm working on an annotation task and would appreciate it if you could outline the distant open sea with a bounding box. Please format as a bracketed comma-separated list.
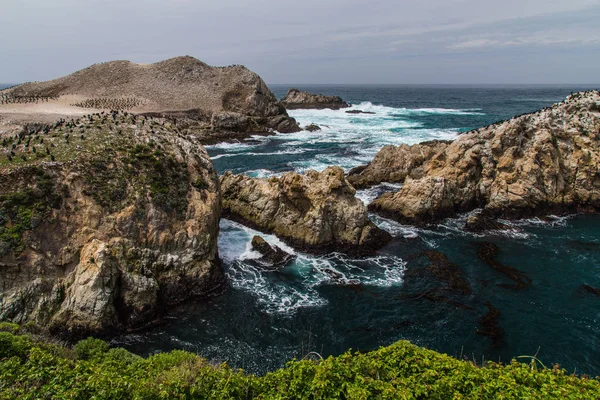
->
[4, 82, 599, 376]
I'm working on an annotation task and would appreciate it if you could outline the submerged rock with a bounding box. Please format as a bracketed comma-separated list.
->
[220, 167, 391, 255]
[0, 112, 223, 338]
[368, 91, 600, 224]
[251, 236, 293, 268]
[581, 284, 600, 296]
[347, 141, 450, 189]
[422, 250, 471, 294]
[477, 242, 532, 290]
[280, 88, 350, 110]
[477, 301, 505, 349]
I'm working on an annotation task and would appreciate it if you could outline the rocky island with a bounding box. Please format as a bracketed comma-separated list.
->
[280, 88, 350, 110]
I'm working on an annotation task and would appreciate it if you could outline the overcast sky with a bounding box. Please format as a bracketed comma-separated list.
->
[1, 0, 599, 84]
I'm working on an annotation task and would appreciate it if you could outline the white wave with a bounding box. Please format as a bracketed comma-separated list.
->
[205, 141, 256, 151]
[356, 182, 403, 206]
[211, 149, 306, 160]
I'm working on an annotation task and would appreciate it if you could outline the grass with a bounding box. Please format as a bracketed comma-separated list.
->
[0, 323, 598, 399]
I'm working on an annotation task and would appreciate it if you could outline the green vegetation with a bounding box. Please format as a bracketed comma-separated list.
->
[0, 168, 59, 255]
[0, 325, 598, 399]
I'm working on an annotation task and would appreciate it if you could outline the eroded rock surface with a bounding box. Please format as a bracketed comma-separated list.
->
[347, 140, 450, 189]
[220, 167, 391, 255]
[0, 112, 223, 337]
[280, 88, 350, 110]
[369, 91, 600, 224]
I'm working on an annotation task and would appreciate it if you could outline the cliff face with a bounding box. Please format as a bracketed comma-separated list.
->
[280, 88, 350, 110]
[220, 167, 391, 255]
[368, 91, 600, 224]
[0, 112, 223, 337]
[2, 56, 300, 134]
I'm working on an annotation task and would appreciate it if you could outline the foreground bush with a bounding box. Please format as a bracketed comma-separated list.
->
[0, 326, 598, 399]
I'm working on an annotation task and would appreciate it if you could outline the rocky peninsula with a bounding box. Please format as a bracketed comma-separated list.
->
[0, 56, 300, 142]
[363, 91, 600, 225]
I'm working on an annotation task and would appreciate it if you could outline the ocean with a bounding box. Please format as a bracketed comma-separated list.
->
[3, 83, 599, 376]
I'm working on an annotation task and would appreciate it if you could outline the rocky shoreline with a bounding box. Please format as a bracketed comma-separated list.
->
[2, 57, 600, 340]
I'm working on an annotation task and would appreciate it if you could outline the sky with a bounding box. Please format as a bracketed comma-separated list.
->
[1, 0, 599, 84]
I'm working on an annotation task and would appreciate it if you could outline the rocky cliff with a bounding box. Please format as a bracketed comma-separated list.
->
[0, 111, 223, 337]
[220, 167, 391, 254]
[280, 88, 350, 110]
[368, 91, 600, 224]
[1, 56, 300, 136]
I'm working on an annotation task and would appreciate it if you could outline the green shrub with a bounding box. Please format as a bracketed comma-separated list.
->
[74, 337, 109, 360]
[0, 329, 598, 399]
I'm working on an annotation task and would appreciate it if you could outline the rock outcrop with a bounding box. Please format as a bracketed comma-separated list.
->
[0, 111, 223, 337]
[347, 140, 450, 189]
[280, 88, 350, 110]
[304, 123, 321, 132]
[368, 91, 600, 224]
[220, 167, 391, 255]
[251, 236, 293, 268]
[1, 56, 300, 138]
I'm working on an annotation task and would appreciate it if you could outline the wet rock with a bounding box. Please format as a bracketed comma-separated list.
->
[465, 213, 510, 232]
[367, 91, 600, 225]
[220, 166, 391, 255]
[251, 236, 293, 268]
[281, 88, 350, 110]
[477, 301, 505, 349]
[346, 110, 375, 114]
[304, 123, 321, 132]
[477, 242, 532, 290]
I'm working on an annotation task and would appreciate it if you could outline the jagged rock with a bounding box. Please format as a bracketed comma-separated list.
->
[0, 113, 223, 338]
[220, 167, 391, 255]
[2, 56, 300, 137]
[280, 88, 350, 110]
[304, 123, 321, 132]
[464, 213, 509, 232]
[251, 236, 293, 268]
[347, 141, 450, 189]
[346, 110, 375, 114]
[368, 91, 600, 224]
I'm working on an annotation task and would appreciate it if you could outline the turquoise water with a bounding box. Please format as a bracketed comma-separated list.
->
[4, 82, 597, 376]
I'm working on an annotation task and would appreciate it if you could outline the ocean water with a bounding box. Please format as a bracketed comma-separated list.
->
[3, 82, 599, 376]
